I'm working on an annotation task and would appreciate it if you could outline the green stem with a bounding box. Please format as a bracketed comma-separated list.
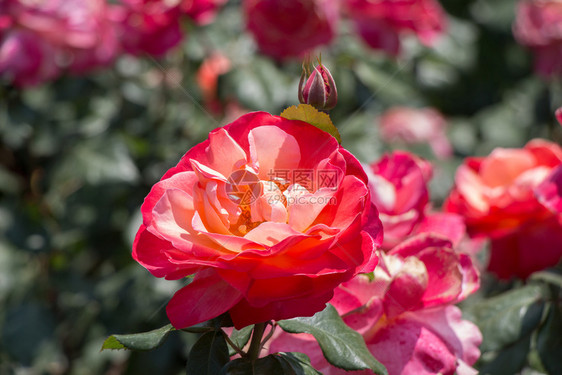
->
[247, 322, 266, 362]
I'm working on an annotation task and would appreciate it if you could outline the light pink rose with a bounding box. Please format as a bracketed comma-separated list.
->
[267, 233, 481, 375]
[133, 111, 383, 329]
[243, 0, 339, 60]
[445, 139, 562, 278]
[344, 0, 447, 55]
[514, 0, 562, 77]
[379, 107, 452, 158]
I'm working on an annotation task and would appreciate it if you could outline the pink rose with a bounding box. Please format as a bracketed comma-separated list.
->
[181, 0, 228, 25]
[514, 0, 562, 77]
[268, 233, 481, 375]
[243, 0, 339, 60]
[445, 139, 562, 278]
[366, 151, 432, 249]
[378, 107, 452, 158]
[113, 0, 184, 57]
[344, 0, 447, 55]
[133, 112, 382, 329]
[0, 0, 120, 86]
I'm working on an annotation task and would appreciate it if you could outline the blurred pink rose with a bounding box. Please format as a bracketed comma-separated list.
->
[514, 0, 562, 77]
[268, 233, 481, 375]
[445, 139, 562, 278]
[366, 151, 432, 249]
[344, 0, 447, 55]
[243, 0, 339, 60]
[0, 0, 119, 86]
[133, 111, 383, 329]
[113, 0, 184, 56]
[181, 0, 228, 25]
[379, 106, 453, 158]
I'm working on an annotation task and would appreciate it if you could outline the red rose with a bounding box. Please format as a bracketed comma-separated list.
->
[445, 139, 562, 278]
[133, 112, 382, 328]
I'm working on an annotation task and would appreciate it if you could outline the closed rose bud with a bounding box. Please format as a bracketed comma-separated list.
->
[556, 107, 562, 126]
[298, 62, 337, 111]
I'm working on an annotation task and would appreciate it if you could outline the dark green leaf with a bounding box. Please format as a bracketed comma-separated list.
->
[277, 352, 322, 375]
[479, 336, 531, 375]
[227, 325, 254, 356]
[221, 356, 284, 375]
[186, 330, 230, 375]
[537, 303, 562, 375]
[463, 284, 547, 352]
[101, 324, 175, 351]
[221, 353, 317, 375]
[278, 304, 387, 374]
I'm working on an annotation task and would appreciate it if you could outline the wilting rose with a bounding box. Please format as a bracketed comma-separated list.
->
[344, 0, 447, 55]
[366, 151, 432, 249]
[268, 233, 481, 375]
[113, 0, 183, 56]
[181, 0, 228, 25]
[379, 107, 452, 158]
[513, 0, 562, 77]
[133, 112, 382, 329]
[243, 0, 339, 59]
[0, 0, 119, 86]
[445, 139, 562, 278]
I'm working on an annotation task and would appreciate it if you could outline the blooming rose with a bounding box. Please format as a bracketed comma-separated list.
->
[344, 0, 447, 55]
[445, 139, 562, 278]
[243, 0, 339, 60]
[133, 112, 382, 329]
[378, 107, 452, 158]
[268, 233, 481, 375]
[513, 0, 562, 77]
[0, 0, 119, 86]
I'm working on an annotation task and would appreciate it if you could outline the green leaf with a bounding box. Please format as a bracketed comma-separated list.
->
[479, 335, 531, 375]
[278, 304, 387, 374]
[187, 330, 230, 375]
[227, 325, 253, 356]
[537, 303, 562, 375]
[277, 352, 322, 375]
[101, 324, 175, 351]
[280, 104, 341, 144]
[463, 284, 547, 352]
[530, 270, 562, 289]
[221, 353, 320, 375]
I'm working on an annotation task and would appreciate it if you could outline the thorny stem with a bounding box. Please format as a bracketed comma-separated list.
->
[247, 322, 267, 362]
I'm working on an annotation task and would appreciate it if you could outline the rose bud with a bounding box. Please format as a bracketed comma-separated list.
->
[556, 107, 562, 126]
[298, 61, 337, 111]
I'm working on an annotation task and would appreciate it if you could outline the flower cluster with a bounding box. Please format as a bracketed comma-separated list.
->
[243, 0, 447, 59]
[268, 233, 481, 375]
[0, 0, 227, 87]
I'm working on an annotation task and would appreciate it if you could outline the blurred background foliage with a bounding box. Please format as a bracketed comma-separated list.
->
[1, 0, 561, 374]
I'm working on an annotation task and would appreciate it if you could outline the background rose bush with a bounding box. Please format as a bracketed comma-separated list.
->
[1, 0, 562, 374]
